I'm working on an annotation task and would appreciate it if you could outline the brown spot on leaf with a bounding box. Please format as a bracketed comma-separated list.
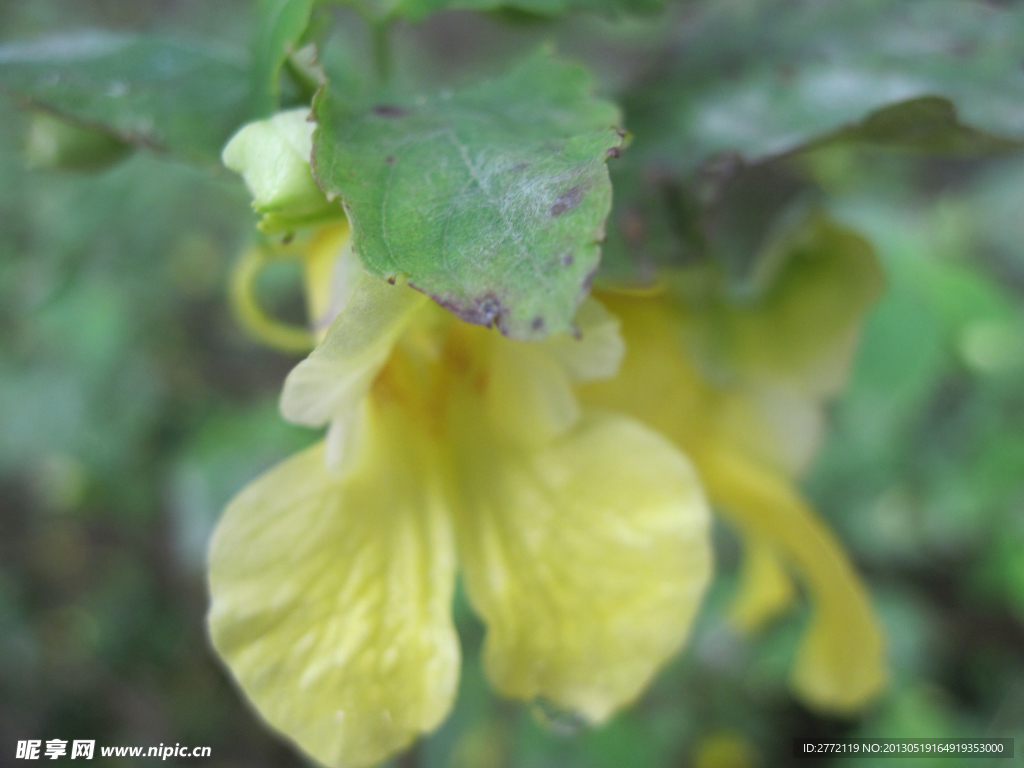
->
[605, 146, 621, 159]
[410, 284, 507, 330]
[385, 156, 395, 164]
[531, 316, 545, 332]
[580, 267, 596, 293]
[373, 104, 409, 118]
[550, 185, 584, 217]
[561, 253, 574, 267]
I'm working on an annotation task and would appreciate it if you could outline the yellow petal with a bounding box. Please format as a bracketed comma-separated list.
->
[709, 215, 883, 397]
[692, 730, 759, 768]
[541, 297, 625, 382]
[581, 292, 829, 477]
[577, 294, 718, 455]
[449, 407, 712, 723]
[486, 336, 580, 446]
[302, 222, 360, 334]
[717, 382, 825, 476]
[208, 404, 459, 768]
[699, 444, 886, 713]
[280, 278, 426, 472]
[727, 535, 795, 633]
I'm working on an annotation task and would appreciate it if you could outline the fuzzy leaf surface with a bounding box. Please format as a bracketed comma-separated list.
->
[313, 52, 624, 339]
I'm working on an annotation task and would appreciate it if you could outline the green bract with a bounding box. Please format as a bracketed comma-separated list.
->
[222, 109, 343, 233]
[312, 51, 625, 340]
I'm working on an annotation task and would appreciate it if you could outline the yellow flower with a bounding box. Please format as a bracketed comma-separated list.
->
[214, 109, 883, 764]
[208, 228, 713, 767]
[578, 215, 888, 714]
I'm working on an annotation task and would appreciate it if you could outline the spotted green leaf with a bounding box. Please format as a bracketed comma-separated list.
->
[312, 50, 624, 339]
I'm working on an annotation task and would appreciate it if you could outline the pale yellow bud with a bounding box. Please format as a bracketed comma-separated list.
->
[222, 108, 342, 232]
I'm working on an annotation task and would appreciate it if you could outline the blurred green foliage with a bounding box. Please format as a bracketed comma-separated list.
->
[1, 1, 1024, 767]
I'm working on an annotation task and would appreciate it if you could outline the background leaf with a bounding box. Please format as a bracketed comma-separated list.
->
[601, 0, 1024, 286]
[804, 97, 1024, 157]
[625, 0, 1024, 168]
[312, 50, 624, 339]
[250, 0, 318, 116]
[0, 33, 251, 163]
[387, 0, 664, 22]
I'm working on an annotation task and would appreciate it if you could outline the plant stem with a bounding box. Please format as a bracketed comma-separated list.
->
[371, 20, 393, 87]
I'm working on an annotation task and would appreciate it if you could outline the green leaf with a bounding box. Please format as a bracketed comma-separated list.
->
[601, 0, 1024, 286]
[598, 156, 818, 291]
[0, 33, 251, 163]
[386, 0, 663, 22]
[805, 97, 1023, 156]
[250, 0, 318, 115]
[626, 0, 1024, 168]
[312, 50, 624, 339]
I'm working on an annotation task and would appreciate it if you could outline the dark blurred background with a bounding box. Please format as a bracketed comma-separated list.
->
[1, 2, 1024, 766]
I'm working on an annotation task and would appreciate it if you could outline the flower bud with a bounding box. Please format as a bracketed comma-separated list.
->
[222, 108, 342, 233]
[25, 112, 131, 172]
